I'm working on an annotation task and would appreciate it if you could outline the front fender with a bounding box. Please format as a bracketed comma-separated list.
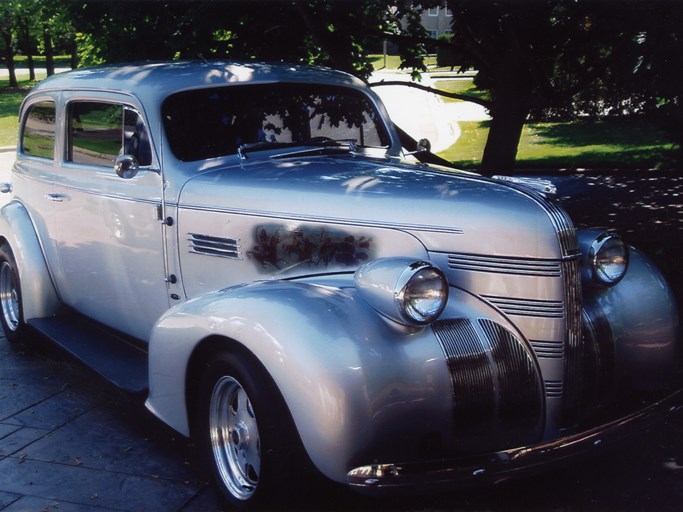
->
[0, 201, 60, 320]
[585, 247, 681, 389]
[146, 276, 455, 483]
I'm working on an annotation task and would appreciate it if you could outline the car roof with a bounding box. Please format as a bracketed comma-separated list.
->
[29, 61, 366, 104]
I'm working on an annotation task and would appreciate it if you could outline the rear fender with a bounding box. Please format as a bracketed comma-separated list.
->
[0, 201, 61, 319]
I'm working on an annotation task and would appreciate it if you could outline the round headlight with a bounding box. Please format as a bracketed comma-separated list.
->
[355, 258, 449, 326]
[396, 263, 449, 325]
[589, 233, 629, 285]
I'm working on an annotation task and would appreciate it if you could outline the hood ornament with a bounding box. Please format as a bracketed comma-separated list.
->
[492, 175, 557, 196]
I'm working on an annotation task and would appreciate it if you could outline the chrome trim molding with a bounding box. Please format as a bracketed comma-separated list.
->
[530, 339, 564, 359]
[562, 257, 585, 421]
[180, 204, 464, 235]
[545, 380, 563, 398]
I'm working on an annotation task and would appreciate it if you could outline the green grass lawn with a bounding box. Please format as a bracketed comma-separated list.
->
[0, 93, 23, 146]
[369, 53, 440, 70]
[0, 73, 50, 146]
[11, 55, 72, 68]
[438, 118, 679, 170]
[432, 78, 490, 103]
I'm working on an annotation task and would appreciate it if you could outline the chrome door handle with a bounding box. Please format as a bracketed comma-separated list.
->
[45, 193, 65, 202]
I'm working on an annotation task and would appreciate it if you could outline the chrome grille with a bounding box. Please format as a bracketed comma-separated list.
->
[188, 233, 241, 259]
[432, 318, 544, 452]
[449, 182, 586, 431]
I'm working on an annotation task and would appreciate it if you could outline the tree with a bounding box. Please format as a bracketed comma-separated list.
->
[0, 0, 18, 87]
[14, 1, 41, 81]
[437, 0, 683, 172]
[51, 0, 683, 172]
[66, 1, 395, 80]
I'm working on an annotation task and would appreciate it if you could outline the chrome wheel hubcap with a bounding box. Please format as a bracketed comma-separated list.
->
[210, 376, 261, 501]
[0, 261, 19, 332]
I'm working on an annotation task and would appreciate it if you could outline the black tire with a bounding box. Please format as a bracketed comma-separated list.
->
[0, 242, 27, 343]
[196, 349, 312, 509]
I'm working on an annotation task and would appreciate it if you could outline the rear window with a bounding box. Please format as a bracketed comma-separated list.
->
[22, 101, 56, 160]
[162, 83, 390, 162]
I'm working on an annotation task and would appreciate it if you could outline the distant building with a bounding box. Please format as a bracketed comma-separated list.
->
[420, 2, 453, 38]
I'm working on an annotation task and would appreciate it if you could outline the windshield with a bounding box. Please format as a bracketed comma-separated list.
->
[162, 83, 391, 162]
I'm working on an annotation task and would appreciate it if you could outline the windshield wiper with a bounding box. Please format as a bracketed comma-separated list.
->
[238, 142, 301, 160]
[270, 138, 358, 160]
[239, 138, 359, 160]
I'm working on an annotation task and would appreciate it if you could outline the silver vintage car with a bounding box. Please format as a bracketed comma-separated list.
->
[0, 61, 680, 507]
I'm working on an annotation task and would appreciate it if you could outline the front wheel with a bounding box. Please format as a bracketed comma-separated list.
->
[0, 242, 26, 342]
[197, 350, 312, 508]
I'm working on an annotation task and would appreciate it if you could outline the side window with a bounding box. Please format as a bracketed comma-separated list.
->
[68, 102, 152, 167]
[22, 101, 56, 160]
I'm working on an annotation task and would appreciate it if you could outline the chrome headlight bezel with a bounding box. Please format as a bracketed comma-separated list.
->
[588, 232, 629, 286]
[355, 258, 449, 327]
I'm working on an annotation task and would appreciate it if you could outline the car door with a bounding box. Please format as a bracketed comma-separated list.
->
[52, 94, 169, 341]
[14, 97, 60, 276]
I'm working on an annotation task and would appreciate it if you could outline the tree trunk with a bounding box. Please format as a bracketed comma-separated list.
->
[1, 30, 18, 87]
[27, 54, 35, 81]
[43, 26, 55, 76]
[294, 1, 353, 75]
[70, 39, 78, 69]
[480, 94, 530, 174]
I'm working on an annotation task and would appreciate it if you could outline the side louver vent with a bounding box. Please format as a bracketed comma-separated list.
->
[188, 234, 241, 259]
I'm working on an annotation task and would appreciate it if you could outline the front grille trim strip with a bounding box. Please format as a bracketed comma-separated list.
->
[447, 253, 562, 277]
[483, 295, 565, 319]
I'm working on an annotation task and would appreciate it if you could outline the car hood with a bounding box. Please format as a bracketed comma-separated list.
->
[178, 155, 564, 259]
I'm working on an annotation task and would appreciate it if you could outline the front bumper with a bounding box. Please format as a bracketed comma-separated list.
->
[347, 388, 683, 494]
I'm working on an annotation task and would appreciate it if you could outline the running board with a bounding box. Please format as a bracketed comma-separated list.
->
[28, 314, 148, 394]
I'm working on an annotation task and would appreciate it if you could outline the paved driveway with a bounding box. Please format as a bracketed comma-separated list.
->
[0, 330, 223, 512]
[1, 326, 683, 511]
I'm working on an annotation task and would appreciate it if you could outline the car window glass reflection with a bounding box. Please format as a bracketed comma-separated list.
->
[22, 101, 56, 160]
[162, 83, 390, 162]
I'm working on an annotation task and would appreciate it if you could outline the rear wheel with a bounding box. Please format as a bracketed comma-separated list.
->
[0, 243, 26, 342]
[197, 350, 311, 508]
